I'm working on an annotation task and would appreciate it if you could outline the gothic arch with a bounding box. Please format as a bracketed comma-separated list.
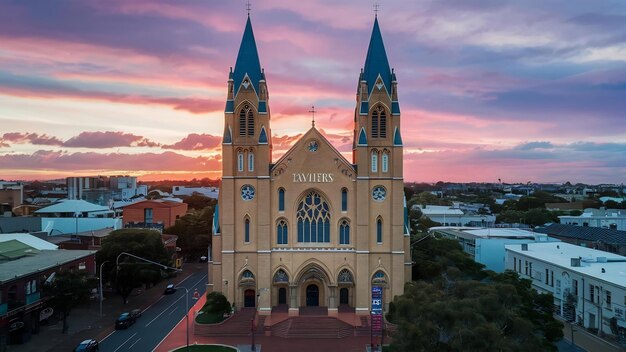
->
[294, 259, 333, 285]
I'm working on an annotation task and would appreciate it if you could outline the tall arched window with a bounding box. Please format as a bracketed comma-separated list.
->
[371, 105, 387, 138]
[382, 151, 389, 173]
[297, 191, 330, 243]
[339, 219, 350, 245]
[244, 217, 251, 243]
[239, 104, 254, 136]
[238, 151, 244, 172]
[376, 217, 382, 243]
[278, 188, 285, 212]
[371, 150, 378, 173]
[341, 188, 348, 212]
[277, 219, 288, 244]
[248, 151, 254, 172]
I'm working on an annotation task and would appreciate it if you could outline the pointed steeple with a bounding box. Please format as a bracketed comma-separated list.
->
[233, 16, 263, 97]
[363, 16, 392, 97]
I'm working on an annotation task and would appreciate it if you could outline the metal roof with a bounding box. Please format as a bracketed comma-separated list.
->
[233, 16, 263, 98]
[535, 223, 626, 245]
[35, 199, 110, 214]
[363, 17, 392, 97]
[0, 233, 58, 250]
[0, 249, 95, 283]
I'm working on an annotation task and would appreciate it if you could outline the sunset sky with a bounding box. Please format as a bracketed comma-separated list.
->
[1, 0, 625, 183]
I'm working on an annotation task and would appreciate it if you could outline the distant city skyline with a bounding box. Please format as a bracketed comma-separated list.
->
[0, 1, 625, 183]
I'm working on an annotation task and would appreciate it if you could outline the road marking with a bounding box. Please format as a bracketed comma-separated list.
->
[145, 294, 185, 327]
[168, 307, 178, 316]
[128, 337, 142, 350]
[139, 272, 195, 315]
[100, 329, 116, 342]
[189, 274, 208, 290]
[113, 332, 137, 352]
[151, 314, 187, 352]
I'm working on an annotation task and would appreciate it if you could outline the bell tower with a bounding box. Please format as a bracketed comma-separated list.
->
[353, 15, 409, 308]
[215, 14, 272, 307]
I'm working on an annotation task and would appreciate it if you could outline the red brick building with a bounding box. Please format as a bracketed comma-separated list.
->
[122, 200, 187, 229]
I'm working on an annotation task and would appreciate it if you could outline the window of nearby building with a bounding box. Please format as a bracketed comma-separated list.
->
[244, 218, 250, 243]
[545, 269, 549, 285]
[606, 290, 612, 308]
[238, 152, 244, 172]
[376, 217, 383, 243]
[278, 188, 285, 212]
[144, 208, 153, 223]
[595, 286, 600, 304]
[341, 188, 348, 212]
[371, 150, 378, 173]
[382, 151, 389, 173]
[529, 262, 533, 278]
[551, 271, 554, 287]
[248, 152, 254, 172]
[277, 220, 288, 245]
[525, 261, 529, 276]
[518, 259, 521, 273]
[339, 220, 350, 245]
[513, 257, 516, 271]
[590, 284, 595, 302]
[297, 191, 330, 243]
[573, 279, 578, 296]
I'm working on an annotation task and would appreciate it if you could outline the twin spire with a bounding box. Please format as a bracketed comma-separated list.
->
[233, 16, 263, 98]
[362, 16, 393, 97]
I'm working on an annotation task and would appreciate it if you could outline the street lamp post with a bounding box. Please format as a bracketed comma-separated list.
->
[99, 260, 110, 317]
[175, 285, 190, 352]
[251, 294, 260, 351]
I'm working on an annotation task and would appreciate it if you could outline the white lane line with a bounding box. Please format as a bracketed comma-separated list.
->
[100, 329, 116, 342]
[151, 314, 187, 352]
[189, 274, 208, 290]
[145, 294, 185, 327]
[168, 307, 178, 316]
[140, 272, 194, 315]
[113, 332, 137, 352]
[128, 337, 142, 350]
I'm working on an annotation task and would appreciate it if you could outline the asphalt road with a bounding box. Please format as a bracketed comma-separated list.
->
[99, 269, 207, 352]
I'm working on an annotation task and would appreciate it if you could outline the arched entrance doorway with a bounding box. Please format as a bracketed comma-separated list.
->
[339, 288, 349, 305]
[306, 284, 319, 306]
[278, 287, 287, 305]
[244, 289, 256, 308]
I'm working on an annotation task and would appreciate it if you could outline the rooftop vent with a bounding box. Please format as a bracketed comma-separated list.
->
[601, 268, 606, 273]
[571, 258, 581, 267]
[521, 243, 528, 251]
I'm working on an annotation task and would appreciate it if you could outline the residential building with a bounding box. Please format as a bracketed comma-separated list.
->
[505, 242, 626, 338]
[122, 200, 188, 230]
[66, 176, 147, 206]
[0, 245, 95, 345]
[34, 200, 121, 235]
[414, 204, 496, 227]
[209, 15, 411, 315]
[0, 183, 23, 215]
[536, 223, 626, 256]
[172, 186, 219, 199]
[431, 227, 559, 272]
[560, 208, 626, 231]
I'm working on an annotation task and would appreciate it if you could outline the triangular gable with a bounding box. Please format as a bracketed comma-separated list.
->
[272, 127, 355, 174]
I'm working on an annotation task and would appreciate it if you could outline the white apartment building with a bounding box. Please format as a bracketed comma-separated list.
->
[171, 186, 218, 199]
[506, 242, 626, 338]
[560, 208, 626, 231]
[413, 204, 496, 227]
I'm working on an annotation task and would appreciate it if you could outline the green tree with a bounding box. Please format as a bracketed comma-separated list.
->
[44, 271, 97, 333]
[496, 210, 526, 225]
[184, 193, 217, 211]
[524, 208, 558, 227]
[164, 205, 214, 260]
[96, 229, 171, 303]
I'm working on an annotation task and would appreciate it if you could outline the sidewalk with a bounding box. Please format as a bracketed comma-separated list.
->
[7, 263, 205, 352]
[559, 318, 625, 352]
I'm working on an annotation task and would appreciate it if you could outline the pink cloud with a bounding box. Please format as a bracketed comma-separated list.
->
[63, 131, 160, 148]
[162, 133, 221, 151]
[1, 132, 63, 146]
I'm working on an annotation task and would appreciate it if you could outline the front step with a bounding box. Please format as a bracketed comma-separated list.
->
[271, 317, 354, 339]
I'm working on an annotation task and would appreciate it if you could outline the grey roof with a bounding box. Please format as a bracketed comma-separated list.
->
[0, 249, 95, 283]
[536, 223, 626, 245]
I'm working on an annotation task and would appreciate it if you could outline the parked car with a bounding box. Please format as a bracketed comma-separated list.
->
[129, 308, 142, 320]
[74, 339, 99, 351]
[115, 312, 135, 329]
[164, 283, 176, 295]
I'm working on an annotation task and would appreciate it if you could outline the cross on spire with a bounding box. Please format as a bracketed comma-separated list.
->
[309, 106, 316, 127]
[373, 1, 380, 16]
[245, 1, 251, 16]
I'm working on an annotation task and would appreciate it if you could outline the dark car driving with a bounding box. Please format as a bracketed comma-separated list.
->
[74, 339, 99, 351]
[164, 283, 176, 294]
[115, 312, 135, 329]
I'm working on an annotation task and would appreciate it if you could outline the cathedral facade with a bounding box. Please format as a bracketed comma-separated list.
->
[208, 14, 410, 316]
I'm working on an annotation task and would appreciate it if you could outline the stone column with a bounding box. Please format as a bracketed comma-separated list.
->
[328, 284, 338, 317]
[289, 283, 299, 316]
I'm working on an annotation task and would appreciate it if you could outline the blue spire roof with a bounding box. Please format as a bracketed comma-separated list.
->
[233, 16, 262, 97]
[363, 17, 392, 97]
[258, 126, 268, 144]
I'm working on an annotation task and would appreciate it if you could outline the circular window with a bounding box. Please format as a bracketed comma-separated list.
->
[241, 185, 256, 201]
[372, 186, 386, 201]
